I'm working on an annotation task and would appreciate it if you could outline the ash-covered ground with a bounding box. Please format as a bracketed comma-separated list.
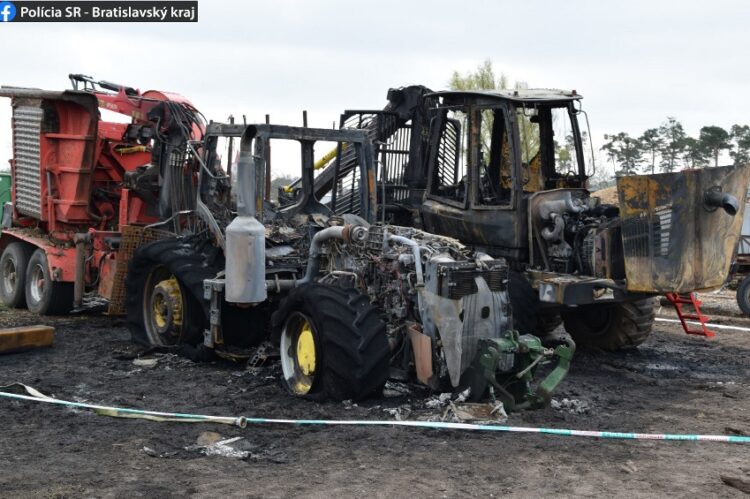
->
[0, 290, 749, 498]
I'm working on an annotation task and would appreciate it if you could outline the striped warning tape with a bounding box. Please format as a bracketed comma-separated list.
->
[0, 385, 748, 443]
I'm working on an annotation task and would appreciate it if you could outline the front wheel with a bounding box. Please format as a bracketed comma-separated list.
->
[561, 298, 656, 351]
[274, 284, 390, 401]
[25, 249, 73, 315]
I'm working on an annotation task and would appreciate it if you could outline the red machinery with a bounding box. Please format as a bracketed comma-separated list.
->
[0, 74, 203, 314]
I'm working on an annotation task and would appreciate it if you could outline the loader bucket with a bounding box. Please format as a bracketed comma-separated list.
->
[617, 163, 750, 293]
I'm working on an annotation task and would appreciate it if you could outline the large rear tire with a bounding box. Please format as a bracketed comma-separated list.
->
[1, 242, 32, 308]
[25, 249, 73, 315]
[125, 238, 215, 347]
[273, 284, 390, 401]
[561, 298, 655, 351]
[736, 275, 750, 316]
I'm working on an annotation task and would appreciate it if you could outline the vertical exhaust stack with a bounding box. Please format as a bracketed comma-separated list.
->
[617, 163, 750, 293]
[224, 126, 268, 304]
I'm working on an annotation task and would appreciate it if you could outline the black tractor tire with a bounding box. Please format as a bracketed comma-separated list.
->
[273, 284, 390, 401]
[24, 249, 73, 315]
[508, 270, 539, 335]
[736, 275, 750, 316]
[538, 312, 563, 335]
[125, 238, 217, 347]
[1, 242, 32, 308]
[561, 298, 656, 351]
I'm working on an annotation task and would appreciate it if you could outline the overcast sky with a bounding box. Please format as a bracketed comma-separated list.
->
[1, 0, 749, 176]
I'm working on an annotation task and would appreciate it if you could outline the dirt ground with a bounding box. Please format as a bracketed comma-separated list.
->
[1, 290, 749, 498]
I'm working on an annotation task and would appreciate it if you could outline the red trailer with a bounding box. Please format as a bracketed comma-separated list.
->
[0, 75, 202, 314]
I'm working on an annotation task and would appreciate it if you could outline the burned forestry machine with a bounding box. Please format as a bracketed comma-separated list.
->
[0, 74, 205, 316]
[124, 122, 572, 407]
[302, 86, 750, 351]
[0, 76, 570, 405]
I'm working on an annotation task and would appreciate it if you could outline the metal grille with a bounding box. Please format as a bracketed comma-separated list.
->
[621, 216, 650, 257]
[380, 125, 411, 203]
[654, 205, 672, 256]
[436, 119, 460, 186]
[439, 265, 508, 299]
[621, 205, 673, 259]
[333, 168, 361, 216]
[12, 105, 43, 218]
[336, 111, 410, 210]
[107, 225, 174, 315]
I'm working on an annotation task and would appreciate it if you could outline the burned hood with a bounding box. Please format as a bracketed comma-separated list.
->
[617, 163, 750, 293]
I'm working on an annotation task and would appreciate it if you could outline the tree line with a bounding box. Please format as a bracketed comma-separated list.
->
[602, 119, 750, 176]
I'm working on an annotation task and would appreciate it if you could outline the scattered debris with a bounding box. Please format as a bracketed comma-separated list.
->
[198, 437, 250, 460]
[132, 357, 158, 368]
[445, 402, 508, 423]
[246, 341, 277, 369]
[382, 406, 412, 421]
[425, 392, 452, 409]
[620, 460, 638, 474]
[195, 431, 224, 446]
[551, 398, 591, 414]
[142, 446, 179, 459]
[382, 381, 411, 398]
[183, 433, 287, 463]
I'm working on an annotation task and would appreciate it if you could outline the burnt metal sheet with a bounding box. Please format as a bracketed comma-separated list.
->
[429, 89, 582, 103]
[617, 164, 750, 293]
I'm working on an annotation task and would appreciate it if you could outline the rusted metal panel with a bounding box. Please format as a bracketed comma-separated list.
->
[617, 163, 750, 293]
[107, 225, 174, 315]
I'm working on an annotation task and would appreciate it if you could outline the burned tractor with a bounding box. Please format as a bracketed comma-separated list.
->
[306, 87, 750, 350]
[124, 122, 572, 406]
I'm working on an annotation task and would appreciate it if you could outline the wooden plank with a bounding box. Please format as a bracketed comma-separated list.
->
[0, 325, 54, 354]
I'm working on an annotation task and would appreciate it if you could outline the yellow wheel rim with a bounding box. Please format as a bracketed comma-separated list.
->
[296, 322, 316, 376]
[150, 276, 184, 337]
[153, 294, 168, 329]
[280, 313, 318, 395]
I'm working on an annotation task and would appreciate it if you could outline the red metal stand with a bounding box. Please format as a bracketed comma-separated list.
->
[664, 292, 715, 337]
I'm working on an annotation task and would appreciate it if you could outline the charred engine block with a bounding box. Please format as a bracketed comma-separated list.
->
[322, 223, 512, 388]
[531, 189, 624, 279]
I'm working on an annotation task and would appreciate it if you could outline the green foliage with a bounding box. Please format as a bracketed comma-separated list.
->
[601, 132, 642, 176]
[449, 59, 509, 91]
[606, 121, 747, 175]
[638, 128, 663, 174]
[698, 126, 731, 167]
[449, 59, 511, 160]
[730, 125, 750, 167]
[682, 137, 710, 168]
[658, 117, 686, 173]
[452, 60, 748, 180]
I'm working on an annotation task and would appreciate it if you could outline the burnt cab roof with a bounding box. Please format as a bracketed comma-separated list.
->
[429, 88, 582, 106]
